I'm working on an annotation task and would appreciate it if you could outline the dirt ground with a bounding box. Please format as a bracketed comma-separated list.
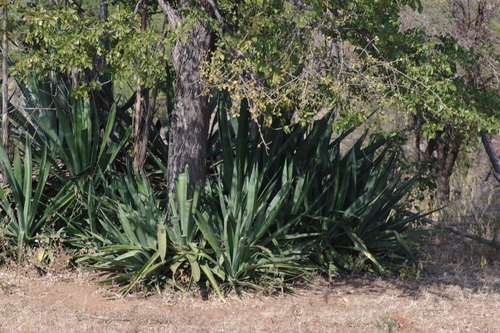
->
[1, 234, 500, 333]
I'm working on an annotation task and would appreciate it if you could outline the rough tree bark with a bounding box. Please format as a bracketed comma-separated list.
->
[157, 0, 215, 191]
[132, 0, 151, 171]
[1, 4, 9, 180]
[425, 129, 461, 202]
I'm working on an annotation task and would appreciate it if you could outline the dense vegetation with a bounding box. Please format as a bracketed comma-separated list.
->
[0, 0, 499, 298]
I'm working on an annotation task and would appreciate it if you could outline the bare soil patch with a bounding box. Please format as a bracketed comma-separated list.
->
[1, 234, 500, 333]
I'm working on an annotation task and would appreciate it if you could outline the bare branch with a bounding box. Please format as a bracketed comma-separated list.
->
[286, 0, 311, 11]
[403, 210, 500, 249]
[481, 130, 500, 183]
[134, 0, 143, 15]
[156, 0, 181, 27]
[206, 0, 225, 40]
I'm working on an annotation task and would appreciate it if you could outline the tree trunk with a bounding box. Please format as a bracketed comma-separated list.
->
[425, 130, 461, 202]
[98, 0, 112, 106]
[1, 4, 9, 186]
[133, 75, 146, 170]
[133, 0, 152, 171]
[93, 0, 113, 120]
[168, 21, 213, 190]
[158, 0, 215, 191]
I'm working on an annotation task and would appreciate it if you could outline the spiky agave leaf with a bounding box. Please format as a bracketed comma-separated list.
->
[0, 137, 57, 262]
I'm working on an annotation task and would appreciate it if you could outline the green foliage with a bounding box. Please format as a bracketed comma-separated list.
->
[198, 161, 302, 291]
[78, 167, 223, 297]
[205, 94, 428, 275]
[199, 97, 313, 291]
[167, 169, 200, 247]
[206, 0, 425, 129]
[282, 127, 426, 273]
[16, 4, 167, 97]
[77, 167, 169, 294]
[0, 0, 442, 298]
[16, 75, 130, 240]
[203, 96, 430, 289]
[396, 32, 500, 138]
[0, 137, 53, 262]
[0, 48, 137, 252]
[246, 112, 428, 274]
[72, 96, 427, 298]
[373, 315, 399, 333]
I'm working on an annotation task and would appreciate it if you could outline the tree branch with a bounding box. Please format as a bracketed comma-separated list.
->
[134, 0, 143, 15]
[286, 0, 311, 11]
[403, 210, 500, 249]
[206, 0, 225, 40]
[481, 130, 500, 183]
[156, 0, 181, 27]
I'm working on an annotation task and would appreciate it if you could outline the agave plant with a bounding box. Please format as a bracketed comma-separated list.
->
[12, 72, 132, 240]
[77, 166, 169, 294]
[0, 137, 55, 262]
[197, 167, 309, 292]
[206, 93, 430, 276]
[278, 121, 429, 274]
[195, 99, 314, 292]
[75, 88, 428, 297]
[78, 166, 222, 296]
